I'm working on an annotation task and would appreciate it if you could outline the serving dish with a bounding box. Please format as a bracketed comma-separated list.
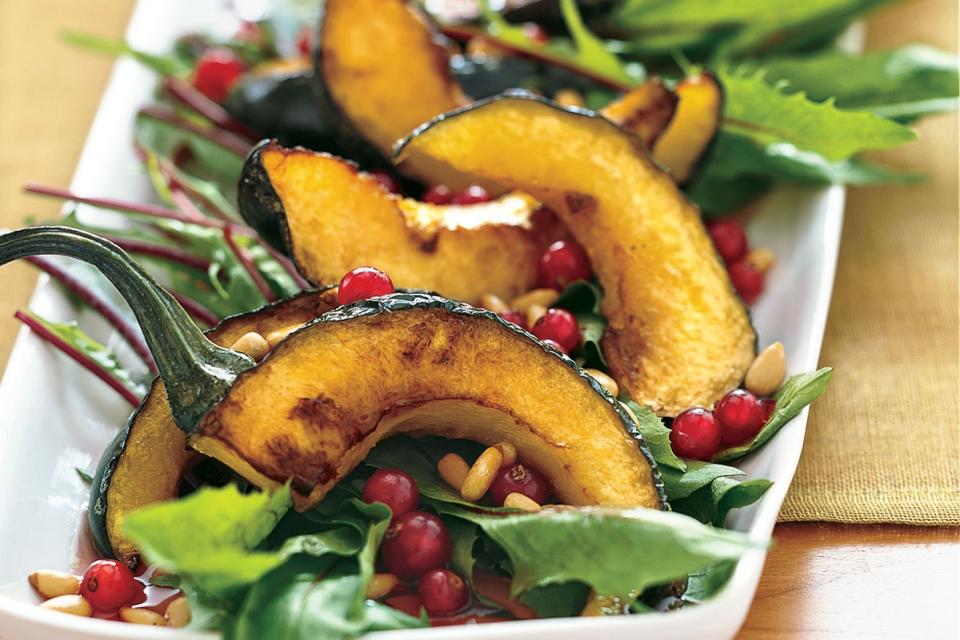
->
[0, 1, 843, 638]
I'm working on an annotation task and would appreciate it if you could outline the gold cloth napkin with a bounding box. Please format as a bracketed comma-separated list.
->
[0, 1, 957, 524]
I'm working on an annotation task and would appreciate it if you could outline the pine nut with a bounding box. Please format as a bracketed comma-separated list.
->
[745, 247, 775, 274]
[461, 447, 504, 501]
[28, 570, 80, 599]
[40, 594, 92, 617]
[619, 401, 639, 425]
[230, 332, 269, 361]
[366, 573, 399, 600]
[555, 88, 586, 108]
[526, 304, 548, 328]
[164, 596, 191, 628]
[745, 341, 786, 397]
[438, 453, 470, 491]
[480, 294, 510, 314]
[265, 324, 303, 348]
[580, 593, 626, 616]
[493, 442, 517, 466]
[504, 492, 541, 512]
[120, 607, 165, 625]
[511, 288, 559, 314]
[585, 369, 619, 397]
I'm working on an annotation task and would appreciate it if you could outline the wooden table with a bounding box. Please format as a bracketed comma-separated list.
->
[0, 2, 958, 640]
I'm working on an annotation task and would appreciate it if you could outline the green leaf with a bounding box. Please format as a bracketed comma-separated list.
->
[720, 68, 916, 161]
[124, 484, 293, 595]
[622, 401, 686, 472]
[685, 560, 737, 602]
[558, 0, 639, 86]
[432, 503, 762, 599]
[553, 280, 603, 315]
[576, 312, 607, 368]
[758, 45, 960, 122]
[75, 467, 94, 484]
[519, 582, 590, 618]
[659, 460, 744, 500]
[713, 367, 833, 461]
[62, 31, 191, 76]
[660, 461, 772, 526]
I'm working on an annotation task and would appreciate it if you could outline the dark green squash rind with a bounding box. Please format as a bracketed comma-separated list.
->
[237, 139, 295, 254]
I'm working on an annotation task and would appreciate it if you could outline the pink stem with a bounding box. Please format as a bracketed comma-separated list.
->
[25, 257, 157, 373]
[162, 76, 260, 142]
[168, 187, 209, 223]
[139, 105, 253, 157]
[100, 234, 211, 272]
[25, 183, 190, 222]
[15, 310, 142, 407]
[169, 291, 218, 327]
[224, 226, 275, 302]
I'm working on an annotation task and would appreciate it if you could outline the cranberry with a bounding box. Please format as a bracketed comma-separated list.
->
[418, 569, 469, 616]
[532, 308, 580, 353]
[422, 184, 453, 205]
[542, 338, 567, 354]
[715, 389, 765, 445]
[538, 240, 591, 290]
[522, 22, 550, 45]
[381, 511, 452, 579]
[363, 468, 419, 519]
[296, 27, 314, 56]
[498, 310, 527, 330]
[80, 560, 139, 611]
[338, 267, 395, 305]
[451, 185, 491, 205]
[193, 48, 247, 102]
[759, 397, 777, 423]
[490, 463, 551, 505]
[706, 220, 748, 263]
[728, 260, 765, 305]
[370, 170, 401, 194]
[669, 408, 722, 460]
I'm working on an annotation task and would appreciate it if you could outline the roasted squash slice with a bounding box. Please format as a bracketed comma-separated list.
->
[90, 288, 339, 562]
[652, 73, 724, 185]
[238, 141, 566, 303]
[191, 293, 664, 510]
[395, 94, 756, 416]
[599, 78, 678, 149]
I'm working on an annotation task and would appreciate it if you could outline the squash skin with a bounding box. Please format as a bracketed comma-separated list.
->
[88, 288, 339, 563]
[238, 141, 568, 303]
[192, 292, 666, 511]
[394, 93, 756, 416]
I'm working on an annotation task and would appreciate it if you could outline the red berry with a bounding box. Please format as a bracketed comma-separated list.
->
[498, 310, 527, 330]
[522, 22, 550, 45]
[193, 48, 247, 102]
[381, 511, 452, 579]
[759, 397, 777, 423]
[728, 261, 765, 305]
[418, 569, 469, 616]
[338, 267, 395, 305]
[385, 593, 423, 617]
[80, 560, 139, 611]
[538, 240, 591, 290]
[370, 170, 401, 194]
[363, 468, 420, 519]
[715, 389, 765, 446]
[451, 185, 491, 205]
[490, 462, 551, 505]
[542, 338, 566, 354]
[706, 220, 748, 264]
[532, 308, 580, 353]
[669, 408, 722, 461]
[422, 185, 453, 205]
[296, 27, 314, 56]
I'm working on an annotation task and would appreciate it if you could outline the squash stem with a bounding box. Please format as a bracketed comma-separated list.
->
[0, 226, 254, 432]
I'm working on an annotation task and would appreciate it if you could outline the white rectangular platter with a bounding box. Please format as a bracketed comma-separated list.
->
[0, 1, 844, 638]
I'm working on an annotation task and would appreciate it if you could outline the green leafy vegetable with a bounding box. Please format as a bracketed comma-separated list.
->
[685, 560, 737, 602]
[622, 401, 686, 472]
[558, 0, 639, 86]
[75, 467, 94, 484]
[62, 31, 191, 76]
[519, 582, 590, 618]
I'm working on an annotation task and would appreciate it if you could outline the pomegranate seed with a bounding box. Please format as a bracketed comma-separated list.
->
[363, 468, 420, 520]
[498, 310, 527, 330]
[669, 408, 722, 461]
[192, 48, 247, 103]
[338, 267, 395, 305]
[759, 397, 777, 423]
[706, 219, 748, 264]
[370, 170, 401, 195]
[715, 389, 766, 446]
[451, 185, 491, 205]
[532, 308, 580, 353]
[728, 260, 765, 305]
[490, 462, 551, 505]
[296, 27, 314, 56]
[418, 569, 469, 616]
[79, 560, 139, 611]
[542, 338, 566, 354]
[422, 185, 453, 205]
[522, 22, 550, 45]
[538, 240, 591, 290]
[381, 511, 452, 579]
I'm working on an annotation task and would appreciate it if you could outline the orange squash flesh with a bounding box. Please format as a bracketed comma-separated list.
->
[652, 73, 724, 184]
[600, 78, 678, 148]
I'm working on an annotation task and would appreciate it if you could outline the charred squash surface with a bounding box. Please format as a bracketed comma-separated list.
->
[652, 73, 724, 185]
[600, 78, 678, 149]
[191, 293, 665, 511]
[395, 94, 756, 416]
[90, 288, 338, 563]
[239, 141, 566, 303]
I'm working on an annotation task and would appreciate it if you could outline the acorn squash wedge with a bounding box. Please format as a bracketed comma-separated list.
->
[238, 141, 566, 303]
[652, 72, 724, 185]
[394, 93, 756, 416]
[90, 287, 339, 563]
[600, 78, 678, 149]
